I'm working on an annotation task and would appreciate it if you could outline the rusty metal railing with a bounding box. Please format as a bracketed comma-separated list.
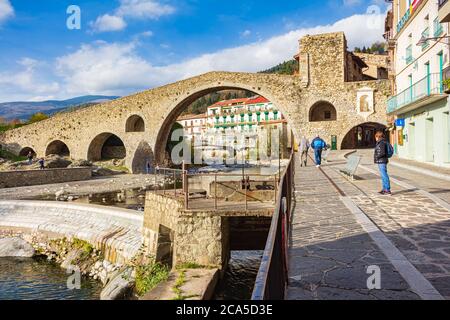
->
[251, 151, 295, 300]
[150, 163, 282, 212]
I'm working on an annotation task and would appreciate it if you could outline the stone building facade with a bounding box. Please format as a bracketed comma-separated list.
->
[0, 32, 391, 173]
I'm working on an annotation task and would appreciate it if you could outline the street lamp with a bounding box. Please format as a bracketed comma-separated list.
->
[416, 35, 450, 46]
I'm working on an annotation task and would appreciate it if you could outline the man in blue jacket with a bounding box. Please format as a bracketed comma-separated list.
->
[311, 135, 327, 168]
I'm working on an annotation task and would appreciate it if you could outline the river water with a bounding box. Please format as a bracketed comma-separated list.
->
[8, 169, 268, 300]
[214, 251, 263, 300]
[0, 257, 102, 300]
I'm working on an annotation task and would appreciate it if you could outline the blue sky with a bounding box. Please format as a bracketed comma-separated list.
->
[0, 0, 388, 102]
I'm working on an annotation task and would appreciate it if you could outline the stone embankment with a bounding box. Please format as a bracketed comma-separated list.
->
[0, 200, 143, 263]
[0, 232, 137, 300]
[0, 200, 145, 300]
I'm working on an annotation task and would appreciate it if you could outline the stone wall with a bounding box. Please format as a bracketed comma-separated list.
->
[0, 167, 92, 188]
[143, 192, 229, 269]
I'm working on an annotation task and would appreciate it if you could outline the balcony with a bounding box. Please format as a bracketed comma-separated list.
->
[387, 73, 447, 115]
[439, 0, 450, 23]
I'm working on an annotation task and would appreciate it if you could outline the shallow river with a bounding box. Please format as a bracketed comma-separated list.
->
[0, 257, 102, 300]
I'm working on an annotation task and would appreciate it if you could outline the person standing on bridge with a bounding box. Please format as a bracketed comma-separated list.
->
[299, 136, 310, 167]
[311, 135, 327, 168]
[374, 131, 393, 196]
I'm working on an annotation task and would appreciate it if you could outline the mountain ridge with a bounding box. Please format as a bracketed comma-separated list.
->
[0, 95, 120, 121]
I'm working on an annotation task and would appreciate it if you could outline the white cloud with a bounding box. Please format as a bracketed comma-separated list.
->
[1, 11, 386, 101]
[343, 0, 362, 7]
[91, 0, 175, 33]
[90, 14, 127, 33]
[0, 0, 14, 24]
[117, 0, 176, 19]
[240, 30, 252, 38]
[0, 58, 60, 101]
[55, 42, 154, 95]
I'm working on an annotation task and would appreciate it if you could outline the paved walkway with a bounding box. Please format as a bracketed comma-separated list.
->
[287, 150, 450, 300]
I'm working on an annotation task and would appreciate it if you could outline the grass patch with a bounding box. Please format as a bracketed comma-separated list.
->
[0, 149, 27, 162]
[176, 262, 205, 270]
[102, 165, 130, 173]
[135, 262, 170, 296]
[72, 238, 94, 260]
[171, 270, 199, 300]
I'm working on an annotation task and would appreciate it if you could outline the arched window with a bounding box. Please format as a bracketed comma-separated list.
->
[309, 101, 337, 122]
[126, 115, 145, 132]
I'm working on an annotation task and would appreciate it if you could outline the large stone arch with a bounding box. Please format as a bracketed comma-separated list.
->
[132, 141, 155, 174]
[87, 133, 126, 161]
[341, 122, 387, 150]
[309, 101, 337, 122]
[126, 115, 145, 132]
[46, 140, 70, 157]
[153, 82, 297, 164]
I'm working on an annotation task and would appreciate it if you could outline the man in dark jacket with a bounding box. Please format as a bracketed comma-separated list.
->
[311, 135, 327, 168]
[374, 131, 391, 195]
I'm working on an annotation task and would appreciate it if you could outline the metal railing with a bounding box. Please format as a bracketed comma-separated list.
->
[387, 73, 443, 114]
[251, 152, 295, 300]
[151, 164, 282, 211]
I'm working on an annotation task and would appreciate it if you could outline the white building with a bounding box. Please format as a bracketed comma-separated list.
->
[387, 0, 450, 166]
[177, 96, 292, 163]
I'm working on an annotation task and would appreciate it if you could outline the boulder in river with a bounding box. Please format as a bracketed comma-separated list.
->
[0, 237, 35, 258]
[69, 159, 93, 168]
[44, 155, 72, 169]
[100, 267, 135, 300]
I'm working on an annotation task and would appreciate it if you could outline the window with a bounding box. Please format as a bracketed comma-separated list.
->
[434, 17, 443, 37]
[406, 34, 413, 64]
[324, 111, 332, 120]
[406, 44, 413, 64]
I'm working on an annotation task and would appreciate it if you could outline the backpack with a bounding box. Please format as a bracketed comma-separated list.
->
[313, 138, 326, 150]
[386, 142, 394, 158]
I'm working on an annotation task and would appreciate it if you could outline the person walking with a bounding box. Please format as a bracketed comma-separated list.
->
[299, 136, 310, 167]
[374, 131, 393, 196]
[311, 135, 327, 168]
[27, 151, 34, 165]
[38, 158, 45, 170]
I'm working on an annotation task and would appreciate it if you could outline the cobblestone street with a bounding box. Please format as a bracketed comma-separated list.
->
[287, 150, 450, 300]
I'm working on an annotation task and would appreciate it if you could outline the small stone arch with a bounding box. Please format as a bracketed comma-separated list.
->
[46, 140, 70, 157]
[341, 122, 387, 149]
[132, 141, 155, 174]
[309, 101, 337, 122]
[87, 133, 126, 161]
[19, 147, 37, 158]
[126, 115, 145, 132]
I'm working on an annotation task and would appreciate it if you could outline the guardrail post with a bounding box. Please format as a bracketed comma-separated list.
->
[274, 175, 277, 204]
[214, 173, 218, 210]
[173, 170, 176, 197]
[245, 176, 248, 211]
[163, 169, 166, 195]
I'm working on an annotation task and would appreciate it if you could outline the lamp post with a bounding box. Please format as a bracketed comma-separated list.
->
[416, 35, 450, 47]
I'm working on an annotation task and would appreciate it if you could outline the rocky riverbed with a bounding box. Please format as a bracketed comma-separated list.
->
[0, 172, 174, 201]
[0, 231, 139, 300]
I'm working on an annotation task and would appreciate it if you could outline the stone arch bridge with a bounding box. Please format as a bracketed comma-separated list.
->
[0, 33, 392, 173]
